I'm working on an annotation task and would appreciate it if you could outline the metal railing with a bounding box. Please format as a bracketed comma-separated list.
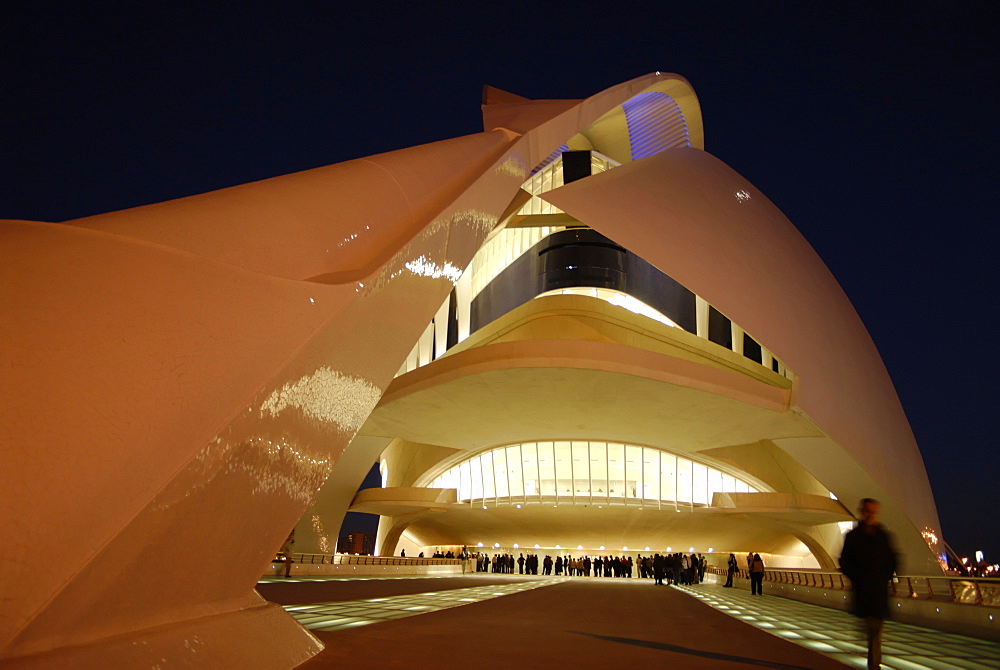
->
[277, 553, 464, 567]
[708, 566, 1000, 607]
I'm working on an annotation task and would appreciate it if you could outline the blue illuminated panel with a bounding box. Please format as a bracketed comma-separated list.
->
[529, 143, 569, 175]
[622, 92, 690, 159]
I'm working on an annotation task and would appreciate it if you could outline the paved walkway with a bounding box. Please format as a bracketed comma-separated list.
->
[259, 574, 845, 668]
[676, 582, 1000, 670]
[257, 575, 1000, 669]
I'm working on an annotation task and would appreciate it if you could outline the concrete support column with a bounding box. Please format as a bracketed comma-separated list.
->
[433, 296, 450, 359]
[731, 322, 744, 355]
[417, 322, 433, 367]
[695, 295, 709, 339]
[456, 264, 473, 343]
[375, 510, 435, 557]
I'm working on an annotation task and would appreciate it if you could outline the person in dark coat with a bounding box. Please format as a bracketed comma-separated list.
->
[839, 498, 899, 670]
[749, 553, 765, 594]
[724, 553, 737, 587]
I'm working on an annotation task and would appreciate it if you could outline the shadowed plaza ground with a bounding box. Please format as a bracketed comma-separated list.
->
[259, 574, 848, 669]
[258, 574, 1000, 669]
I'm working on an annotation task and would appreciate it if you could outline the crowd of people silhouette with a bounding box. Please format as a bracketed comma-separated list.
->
[473, 551, 716, 584]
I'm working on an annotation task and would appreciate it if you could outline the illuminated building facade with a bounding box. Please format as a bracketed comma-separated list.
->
[1, 73, 944, 667]
[337, 531, 375, 556]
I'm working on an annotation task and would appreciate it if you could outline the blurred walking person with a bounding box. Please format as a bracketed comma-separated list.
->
[840, 498, 899, 670]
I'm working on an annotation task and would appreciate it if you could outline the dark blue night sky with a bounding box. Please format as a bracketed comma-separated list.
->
[3, 2, 997, 560]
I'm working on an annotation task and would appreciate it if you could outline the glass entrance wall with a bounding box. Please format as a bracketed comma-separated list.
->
[426, 441, 759, 507]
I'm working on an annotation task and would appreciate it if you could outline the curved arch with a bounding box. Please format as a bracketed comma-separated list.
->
[540, 148, 942, 572]
[574, 77, 705, 163]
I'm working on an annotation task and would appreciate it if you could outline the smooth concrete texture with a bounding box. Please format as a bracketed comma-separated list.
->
[541, 148, 942, 571]
[1, 72, 712, 666]
[286, 575, 846, 669]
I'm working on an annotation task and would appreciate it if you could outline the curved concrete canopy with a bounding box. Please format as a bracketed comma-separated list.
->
[540, 148, 941, 572]
[0, 70, 942, 667]
[362, 341, 815, 460]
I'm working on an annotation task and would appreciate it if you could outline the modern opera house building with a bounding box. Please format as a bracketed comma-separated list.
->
[1, 73, 944, 667]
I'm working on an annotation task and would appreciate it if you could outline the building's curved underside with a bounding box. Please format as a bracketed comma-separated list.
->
[0, 72, 941, 668]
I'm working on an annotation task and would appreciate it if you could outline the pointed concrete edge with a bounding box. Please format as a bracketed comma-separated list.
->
[0, 603, 321, 670]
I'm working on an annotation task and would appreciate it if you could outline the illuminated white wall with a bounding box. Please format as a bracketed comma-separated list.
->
[427, 441, 758, 507]
[535, 287, 679, 329]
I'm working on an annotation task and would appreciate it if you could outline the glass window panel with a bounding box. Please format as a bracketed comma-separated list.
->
[692, 462, 708, 504]
[607, 442, 625, 498]
[538, 442, 556, 496]
[572, 441, 590, 496]
[677, 458, 692, 503]
[625, 445, 641, 499]
[493, 448, 509, 498]
[589, 441, 608, 496]
[507, 446, 523, 498]
[642, 448, 660, 500]
[523, 443, 538, 496]
[469, 458, 483, 501]
[660, 454, 676, 502]
[554, 441, 573, 497]
[481, 451, 496, 499]
[443, 443, 761, 506]
[707, 468, 723, 505]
